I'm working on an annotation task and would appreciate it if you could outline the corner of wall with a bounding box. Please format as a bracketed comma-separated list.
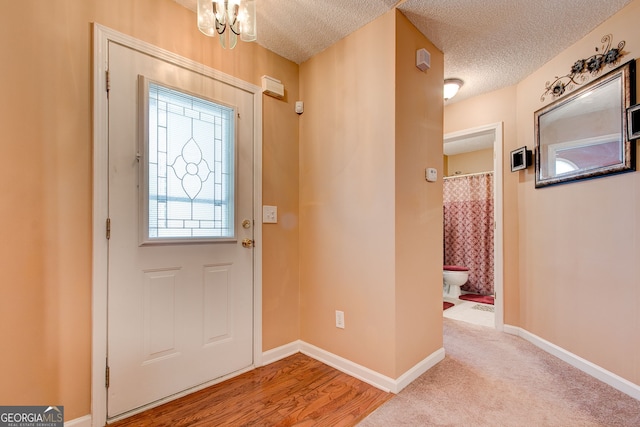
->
[393, 8, 444, 377]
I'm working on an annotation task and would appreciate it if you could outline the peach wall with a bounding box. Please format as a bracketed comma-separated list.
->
[262, 91, 301, 350]
[299, 11, 398, 377]
[445, 148, 494, 176]
[444, 86, 520, 325]
[515, 0, 640, 384]
[299, 10, 444, 379]
[0, 0, 299, 420]
[394, 11, 444, 376]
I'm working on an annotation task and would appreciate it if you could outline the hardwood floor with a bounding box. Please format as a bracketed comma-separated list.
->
[107, 353, 392, 426]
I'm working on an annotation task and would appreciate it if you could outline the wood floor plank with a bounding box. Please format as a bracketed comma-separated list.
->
[107, 353, 391, 427]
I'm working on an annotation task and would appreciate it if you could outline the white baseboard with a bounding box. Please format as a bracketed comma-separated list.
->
[394, 348, 446, 392]
[65, 415, 91, 427]
[261, 340, 302, 365]
[263, 341, 445, 394]
[299, 342, 394, 392]
[502, 324, 520, 336]
[504, 324, 640, 400]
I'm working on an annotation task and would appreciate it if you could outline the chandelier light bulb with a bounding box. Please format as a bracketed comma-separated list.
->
[197, 0, 257, 48]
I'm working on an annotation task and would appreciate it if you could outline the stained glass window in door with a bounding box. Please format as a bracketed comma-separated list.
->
[144, 80, 235, 241]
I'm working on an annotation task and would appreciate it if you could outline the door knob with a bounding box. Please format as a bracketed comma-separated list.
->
[242, 238, 254, 248]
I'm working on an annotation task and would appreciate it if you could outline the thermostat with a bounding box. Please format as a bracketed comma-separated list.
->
[425, 168, 437, 182]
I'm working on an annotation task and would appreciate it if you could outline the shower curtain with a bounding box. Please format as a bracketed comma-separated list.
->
[443, 172, 494, 295]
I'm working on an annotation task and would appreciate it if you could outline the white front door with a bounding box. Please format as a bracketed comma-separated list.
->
[106, 41, 255, 418]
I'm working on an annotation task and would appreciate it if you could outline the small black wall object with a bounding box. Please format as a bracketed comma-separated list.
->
[510, 146, 532, 172]
[627, 104, 640, 140]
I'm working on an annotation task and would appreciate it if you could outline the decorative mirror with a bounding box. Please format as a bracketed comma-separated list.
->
[534, 60, 636, 188]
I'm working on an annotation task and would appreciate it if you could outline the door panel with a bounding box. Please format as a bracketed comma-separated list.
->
[107, 42, 254, 418]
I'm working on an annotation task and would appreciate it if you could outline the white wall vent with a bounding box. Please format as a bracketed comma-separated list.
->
[261, 76, 285, 99]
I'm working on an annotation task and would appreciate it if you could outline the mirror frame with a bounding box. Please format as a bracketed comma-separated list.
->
[534, 59, 636, 188]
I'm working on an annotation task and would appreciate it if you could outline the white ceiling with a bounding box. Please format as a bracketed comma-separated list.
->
[175, 0, 633, 104]
[444, 129, 495, 156]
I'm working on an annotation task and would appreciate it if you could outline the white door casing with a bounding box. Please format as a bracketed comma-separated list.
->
[92, 25, 263, 426]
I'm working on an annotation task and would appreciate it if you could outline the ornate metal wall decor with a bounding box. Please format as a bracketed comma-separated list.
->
[540, 34, 627, 102]
[534, 60, 635, 188]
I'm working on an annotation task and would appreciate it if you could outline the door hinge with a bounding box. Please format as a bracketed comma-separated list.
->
[105, 365, 110, 389]
[106, 70, 111, 93]
[106, 218, 111, 240]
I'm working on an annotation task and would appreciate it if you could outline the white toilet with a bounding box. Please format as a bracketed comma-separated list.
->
[443, 265, 469, 298]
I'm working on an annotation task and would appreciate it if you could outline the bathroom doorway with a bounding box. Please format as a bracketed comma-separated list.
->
[442, 123, 504, 330]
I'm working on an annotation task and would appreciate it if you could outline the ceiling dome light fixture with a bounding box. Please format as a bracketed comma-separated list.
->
[197, 0, 257, 49]
[444, 78, 464, 101]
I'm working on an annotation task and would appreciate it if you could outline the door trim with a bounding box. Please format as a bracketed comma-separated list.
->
[91, 24, 263, 427]
[444, 122, 504, 331]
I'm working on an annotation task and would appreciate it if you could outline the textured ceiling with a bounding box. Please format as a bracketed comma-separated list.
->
[176, 0, 633, 103]
[399, 0, 633, 102]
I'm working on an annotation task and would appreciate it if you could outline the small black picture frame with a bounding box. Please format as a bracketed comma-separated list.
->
[627, 104, 640, 140]
[510, 146, 532, 172]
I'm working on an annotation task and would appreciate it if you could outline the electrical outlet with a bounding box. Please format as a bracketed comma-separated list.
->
[335, 310, 345, 329]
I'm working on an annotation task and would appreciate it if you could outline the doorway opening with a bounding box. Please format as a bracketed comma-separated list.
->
[442, 123, 504, 330]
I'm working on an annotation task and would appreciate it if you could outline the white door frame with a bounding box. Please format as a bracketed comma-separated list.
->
[91, 24, 263, 427]
[444, 122, 504, 331]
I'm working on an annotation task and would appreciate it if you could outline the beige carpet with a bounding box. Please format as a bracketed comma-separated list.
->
[359, 318, 640, 426]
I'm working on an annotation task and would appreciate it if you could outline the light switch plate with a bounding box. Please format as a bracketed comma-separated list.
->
[263, 205, 278, 223]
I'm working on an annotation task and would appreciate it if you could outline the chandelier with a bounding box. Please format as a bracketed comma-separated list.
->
[197, 0, 257, 49]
